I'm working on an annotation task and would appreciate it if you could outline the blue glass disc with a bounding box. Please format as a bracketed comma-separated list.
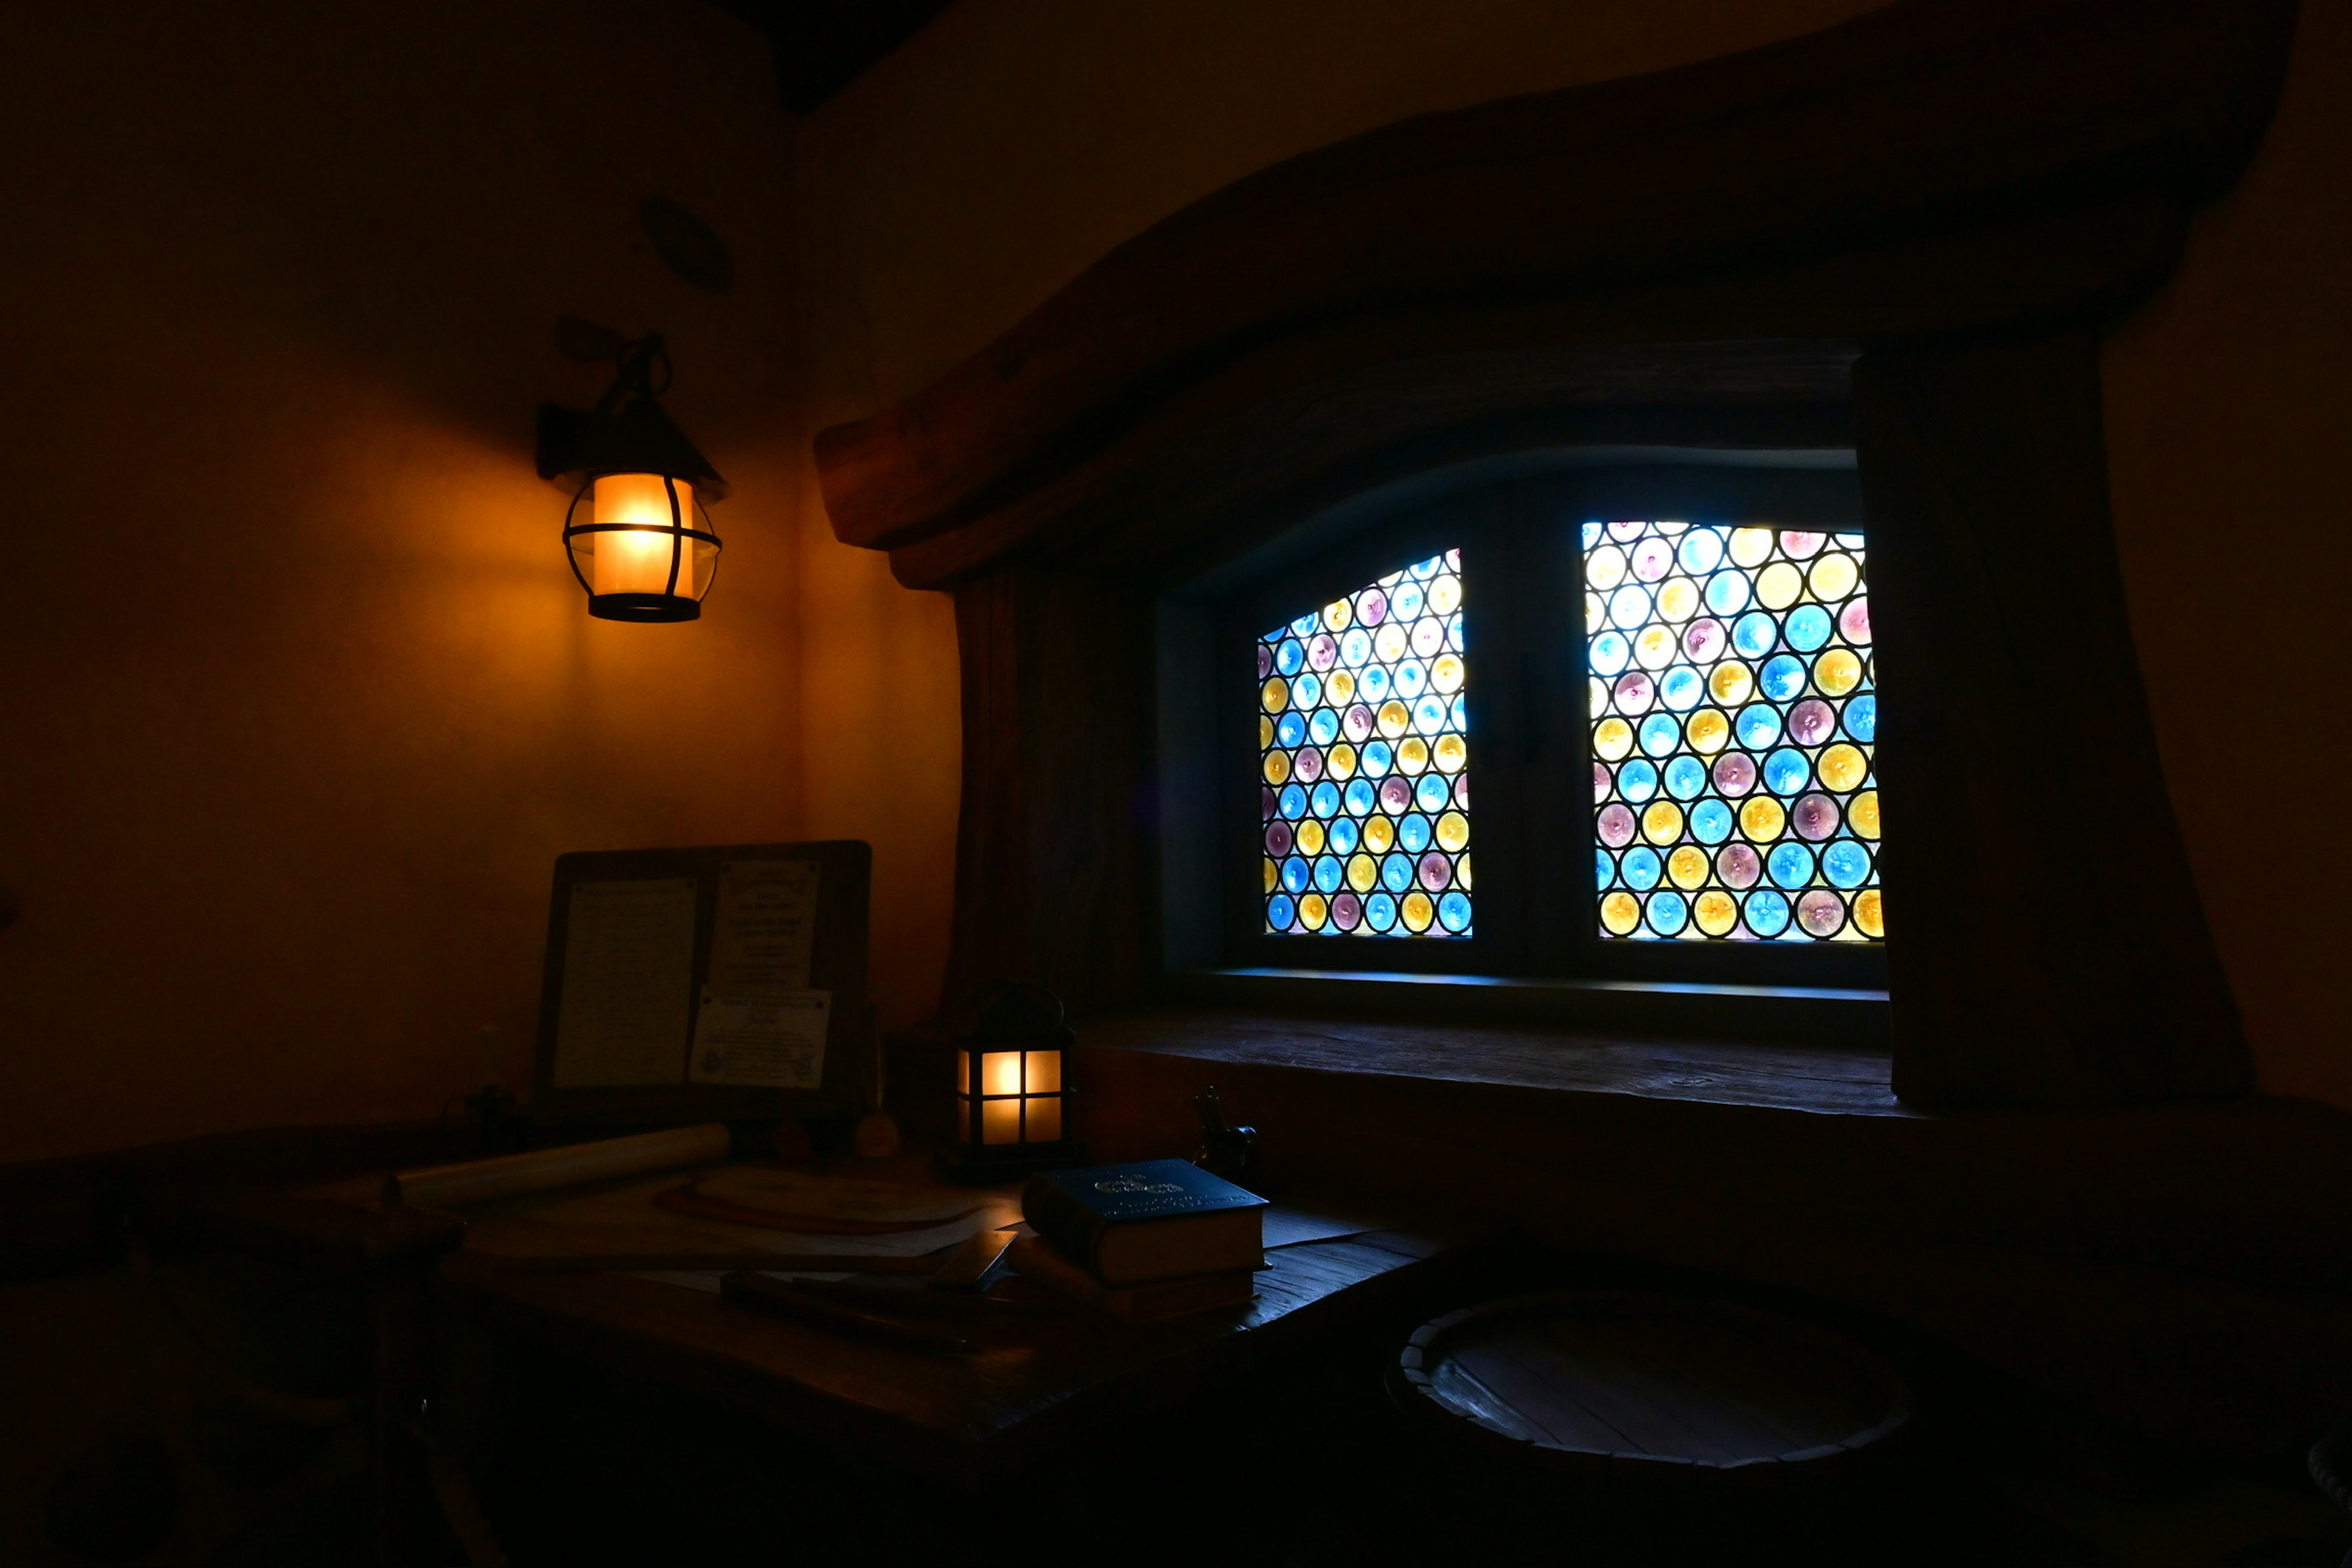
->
[1763, 748, 1811, 796]
[1343, 779, 1376, 816]
[1659, 666, 1703, 711]
[1734, 704, 1782, 749]
[1743, 888, 1791, 937]
[1665, 756, 1708, 800]
[1706, 571, 1752, 617]
[1690, 799, 1734, 843]
[1381, 854, 1414, 894]
[1360, 741, 1393, 776]
[1766, 841, 1815, 889]
[1679, 529, 1727, 575]
[1310, 782, 1341, 817]
[1364, 893, 1397, 932]
[1822, 840, 1872, 889]
[1358, 665, 1391, 701]
[1596, 848, 1616, 888]
[1843, 694, 1877, 744]
[1759, 656, 1808, 702]
[1308, 708, 1340, 745]
[1267, 894, 1296, 929]
[1281, 856, 1311, 893]
[1621, 847, 1663, 891]
[1438, 892, 1472, 933]
[1590, 631, 1630, 676]
[1616, 759, 1660, 802]
[1398, 814, 1433, 853]
[1292, 673, 1323, 709]
[1276, 712, 1306, 748]
[1327, 818, 1361, 855]
[1279, 784, 1308, 819]
[1732, 611, 1777, 657]
[1785, 604, 1833, 652]
[1415, 774, 1451, 812]
[1638, 714, 1682, 756]
[1276, 639, 1306, 676]
[1646, 891, 1690, 936]
[1312, 856, 1344, 894]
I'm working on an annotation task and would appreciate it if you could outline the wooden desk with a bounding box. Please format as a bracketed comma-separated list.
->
[430, 1174, 1458, 1494]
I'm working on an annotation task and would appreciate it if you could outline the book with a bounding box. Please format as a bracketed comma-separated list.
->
[1006, 1235, 1256, 1324]
[1020, 1158, 1268, 1286]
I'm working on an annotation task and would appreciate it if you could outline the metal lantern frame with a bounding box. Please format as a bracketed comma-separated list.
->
[937, 982, 1090, 1186]
[537, 330, 728, 624]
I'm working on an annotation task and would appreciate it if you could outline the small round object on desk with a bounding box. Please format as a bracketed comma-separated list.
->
[1393, 1291, 1910, 1496]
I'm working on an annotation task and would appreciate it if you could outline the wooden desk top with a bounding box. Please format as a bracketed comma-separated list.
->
[416, 1159, 1463, 1493]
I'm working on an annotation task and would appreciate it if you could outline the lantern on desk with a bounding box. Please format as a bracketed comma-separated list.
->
[536, 322, 725, 623]
[938, 982, 1088, 1184]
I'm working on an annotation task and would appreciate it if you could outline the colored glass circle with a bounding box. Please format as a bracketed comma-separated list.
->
[1703, 569, 1751, 617]
[1741, 796, 1787, 842]
[1594, 718, 1635, 761]
[1743, 889, 1791, 937]
[1682, 618, 1727, 664]
[1791, 793, 1840, 841]
[1728, 527, 1775, 567]
[1818, 743, 1867, 793]
[1280, 784, 1308, 819]
[1618, 760, 1660, 802]
[1639, 713, 1683, 756]
[1378, 775, 1411, 814]
[1313, 856, 1344, 894]
[1275, 711, 1306, 748]
[1415, 773, 1452, 812]
[1327, 818, 1360, 855]
[1293, 747, 1324, 784]
[1347, 853, 1379, 894]
[1587, 546, 1627, 589]
[1297, 895, 1328, 931]
[1709, 661, 1754, 707]
[1411, 618, 1446, 658]
[1849, 790, 1881, 840]
[1281, 856, 1311, 894]
[1325, 669, 1355, 704]
[1668, 845, 1709, 890]
[1779, 530, 1825, 560]
[1600, 891, 1642, 935]
[1735, 703, 1782, 750]
[1659, 666, 1703, 711]
[1322, 598, 1352, 633]
[1763, 747, 1811, 795]
[1434, 733, 1467, 774]
[1665, 756, 1708, 800]
[1690, 799, 1734, 844]
[1343, 778, 1377, 816]
[1657, 578, 1700, 622]
[1796, 890, 1845, 938]
[1596, 848, 1616, 889]
[1679, 529, 1727, 575]
[1327, 742, 1359, 780]
[1264, 859, 1277, 895]
[1609, 584, 1653, 628]
[1398, 737, 1430, 774]
[1392, 582, 1425, 620]
[1377, 699, 1411, 737]
[1308, 633, 1338, 671]
[1292, 673, 1322, 710]
[1436, 811, 1470, 852]
[1399, 813, 1433, 853]
[1823, 840, 1872, 889]
[1433, 654, 1465, 693]
[1438, 891, 1472, 933]
[1262, 677, 1289, 712]
[1430, 574, 1463, 616]
[1264, 751, 1291, 785]
[1839, 597, 1872, 646]
[1276, 640, 1305, 676]
[1365, 892, 1398, 932]
[1760, 655, 1808, 702]
[1401, 892, 1436, 933]
[1363, 815, 1396, 853]
[1632, 538, 1673, 582]
[1757, 562, 1803, 610]
[1785, 604, 1833, 653]
[1266, 894, 1296, 930]
[1590, 631, 1630, 676]
[1258, 644, 1273, 680]
[1613, 672, 1654, 714]
[1331, 892, 1363, 932]
[1842, 695, 1877, 744]
[1260, 715, 1273, 750]
[1814, 648, 1863, 698]
[1359, 663, 1393, 701]
[1340, 628, 1372, 667]
[1695, 890, 1739, 936]
[1621, 847, 1663, 891]
[1311, 782, 1341, 817]
[1855, 888, 1885, 938]
[1732, 611, 1777, 657]
[1597, 803, 1636, 848]
[1265, 822, 1293, 857]
[1413, 694, 1449, 735]
[1808, 553, 1858, 601]
[1452, 851, 1472, 890]
[1395, 659, 1428, 699]
[1634, 625, 1677, 669]
[1717, 843, 1763, 889]
[1713, 752, 1758, 797]
[1297, 820, 1326, 856]
[1417, 852, 1453, 891]
[1788, 698, 1836, 747]
[1381, 853, 1415, 894]
[1687, 709, 1730, 754]
[1767, 841, 1815, 889]
[1646, 891, 1691, 937]
[1356, 587, 1389, 625]
[1642, 801, 1684, 845]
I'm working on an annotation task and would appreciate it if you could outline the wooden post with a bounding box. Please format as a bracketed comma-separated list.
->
[1854, 327, 2250, 1107]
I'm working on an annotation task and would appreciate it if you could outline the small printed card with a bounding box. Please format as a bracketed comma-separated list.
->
[688, 988, 831, 1088]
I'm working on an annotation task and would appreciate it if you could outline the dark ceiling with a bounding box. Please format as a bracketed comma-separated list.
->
[709, 0, 956, 115]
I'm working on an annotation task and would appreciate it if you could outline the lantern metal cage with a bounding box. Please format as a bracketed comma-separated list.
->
[537, 328, 727, 624]
[937, 982, 1090, 1185]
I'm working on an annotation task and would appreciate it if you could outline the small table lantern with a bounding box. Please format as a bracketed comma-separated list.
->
[938, 983, 1088, 1184]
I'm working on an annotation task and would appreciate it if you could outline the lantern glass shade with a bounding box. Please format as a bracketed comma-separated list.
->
[564, 473, 721, 622]
[958, 1047, 1067, 1147]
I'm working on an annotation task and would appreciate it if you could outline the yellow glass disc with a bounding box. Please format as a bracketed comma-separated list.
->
[1854, 888, 1885, 938]
[1455, 854, 1472, 890]
[1401, 892, 1435, 932]
[1374, 624, 1409, 662]
[1264, 859, 1277, 894]
[1377, 700, 1411, 737]
[1259, 715, 1273, 749]
[1398, 737, 1430, 774]
[1818, 744, 1867, 793]
[1601, 891, 1643, 935]
[1299, 894, 1329, 929]
[1364, 816, 1396, 853]
[1325, 669, 1356, 704]
[1430, 574, 1463, 615]
[1585, 592, 1604, 635]
[1656, 578, 1699, 622]
[1434, 734, 1467, 773]
[1850, 790, 1880, 840]
[1436, 811, 1470, 852]
[1296, 820, 1325, 855]
[1686, 709, 1730, 754]
[1757, 562, 1803, 610]
[1635, 626, 1677, 669]
[1709, 662, 1754, 706]
[1263, 751, 1291, 785]
[1432, 654, 1465, 693]
[1728, 527, 1776, 567]
[1643, 801, 1684, 845]
[1588, 546, 1627, 589]
[1594, 718, 1634, 761]
[1741, 796, 1787, 841]
[1262, 677, 1289, 712]
[1668, 845, 1709, 889]
[1327, 743, 1358, 779]
[1808, 552, 1859, 601]
[1348, 854, 1378, 893]
[1695, 890, 1739, 935]
[1814, 648, 1862, 697]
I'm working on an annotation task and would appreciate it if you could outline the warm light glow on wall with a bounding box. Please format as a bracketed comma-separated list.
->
[590, 474, 696, 597]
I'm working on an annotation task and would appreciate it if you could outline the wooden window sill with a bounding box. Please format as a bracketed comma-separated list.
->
[1085, 975, 1902, 1118]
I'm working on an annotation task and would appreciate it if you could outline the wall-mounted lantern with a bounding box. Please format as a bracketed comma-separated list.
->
[536, 325, 725, 622]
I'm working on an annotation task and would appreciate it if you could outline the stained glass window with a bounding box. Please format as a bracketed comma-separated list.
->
[1259, 550, 1470, 937]
[1585, 522, 1882, 943]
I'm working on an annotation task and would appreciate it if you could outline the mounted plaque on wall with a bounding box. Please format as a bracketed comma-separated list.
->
[530, 841, 870, 1127]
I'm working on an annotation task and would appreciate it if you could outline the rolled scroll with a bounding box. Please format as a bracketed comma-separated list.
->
[385, 1123, 733, 1210]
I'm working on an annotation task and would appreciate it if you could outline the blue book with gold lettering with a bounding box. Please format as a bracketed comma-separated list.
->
[1021, 1159, 1268, 1286]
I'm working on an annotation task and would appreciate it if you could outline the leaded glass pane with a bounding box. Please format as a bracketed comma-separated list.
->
[1258, 550, 1469, 937]
[1585, 521, 1882, 943]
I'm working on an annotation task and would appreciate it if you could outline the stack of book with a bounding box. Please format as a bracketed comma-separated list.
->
[1012, 1158, 1269, 1324]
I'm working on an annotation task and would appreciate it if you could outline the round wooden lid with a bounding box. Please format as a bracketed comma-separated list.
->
[1395, 1291, 1910, 1481]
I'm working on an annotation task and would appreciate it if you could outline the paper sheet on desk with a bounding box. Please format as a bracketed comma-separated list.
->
[456, 1168, 1023, 1292]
